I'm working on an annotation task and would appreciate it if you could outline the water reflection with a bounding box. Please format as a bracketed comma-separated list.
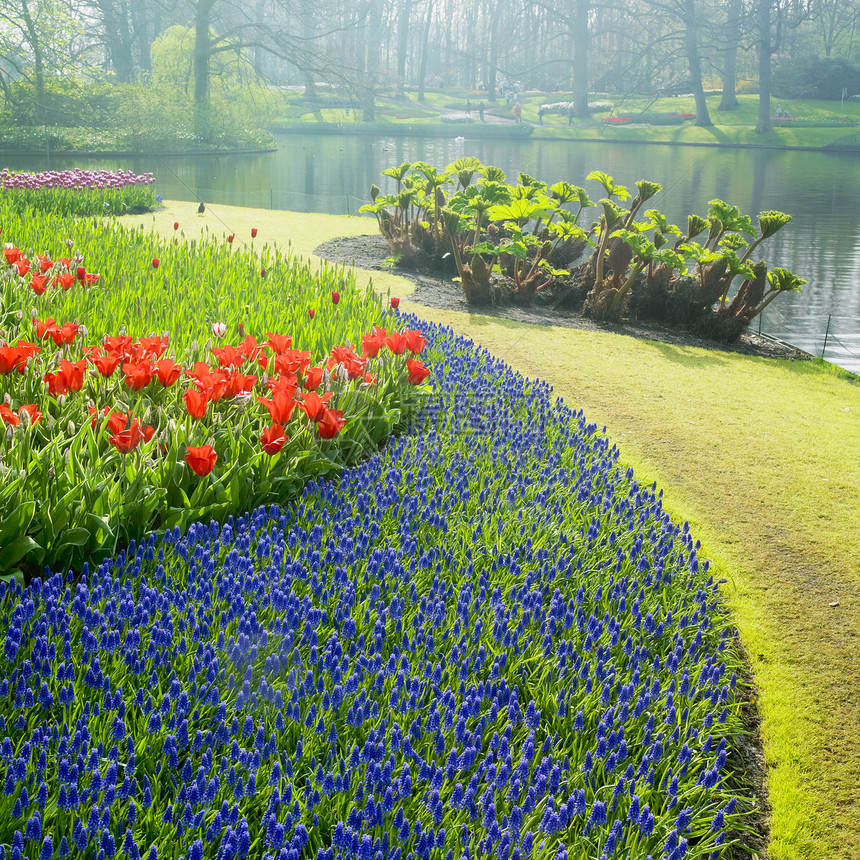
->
[4, 135, 859, 371]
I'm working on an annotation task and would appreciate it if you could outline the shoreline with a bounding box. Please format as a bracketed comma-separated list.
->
[268, 120, 860, 152]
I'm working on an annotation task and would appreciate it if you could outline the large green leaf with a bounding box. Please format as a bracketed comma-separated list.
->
[0, 536, 40, 571]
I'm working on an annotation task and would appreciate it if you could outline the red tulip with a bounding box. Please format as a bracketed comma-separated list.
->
[385, 332, 408, 355]
[46, 322, 80, 347]
[59, 359, 86, 391]
[251, 228, 258, 238]
[0, 405, 20, 427]
[390, 296, 400, 309]
[76, 266, 86, 282]
[223, 370, 256, 399]
[260, 422, 287, 455]
[44, 369, 68, 397]
[188, 363, 227, 402]
[37, 255, 53, 272]
[152, 258, 160, 269]
[155, 358, 181, 387]
[0, 345, 23, 374]
[317, 408, 346, 439]
[267, 374, 297, 398]
[93, 352, 121, 377]
[90, 407, 128, 435]
[136, 335, 169, 359]
[3, 247, 20, 265]
[257, 391, 296, 424]
[227, 235, 234, 244]
[110, 419, 146, 455]
[303, 366, 324, 391]
[185, 444, 217, 476]
[265, 333, 292, 354]
[174, 222, 179, 230]
[331, 291, 340, 305]
[405, 330, 427, 354]
[17, 404, 41, 427]
[298, 390, 333, 422]
[406, 358, 430, 385]
[13, 259, 31, 277]
[212, 345, 245, 368]
[261, 268, 266, 278]
[56, 273, 75, 291]
[273, 349, 311, 375]
[104, 335, 133, 356]
[184, 389, 209, 420]
[29, 276, 48, 296]
[122, 360, 154, 390]
[35, 318, 58, 340]
[308, 308, 315, 319]
[361, 333, 384, 359]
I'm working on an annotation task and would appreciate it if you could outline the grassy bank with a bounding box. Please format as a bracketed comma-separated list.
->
[132, 201, 859, 858]
[271, 91, 860, 151]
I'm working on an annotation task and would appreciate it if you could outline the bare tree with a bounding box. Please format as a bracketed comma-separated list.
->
[717, 0, 742, 110]
[754, 0, 814, 134]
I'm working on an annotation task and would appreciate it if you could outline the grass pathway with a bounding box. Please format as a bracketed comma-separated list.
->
[130, 201, 860, 859]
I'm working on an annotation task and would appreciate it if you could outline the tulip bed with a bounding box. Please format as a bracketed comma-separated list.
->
[1, 170, 158, 218]
[0, 314, 747, 860]
[0, 202, 429, 575]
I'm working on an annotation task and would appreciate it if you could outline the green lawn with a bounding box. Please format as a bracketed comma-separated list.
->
[131, 201, 860, 859]
[273, 91, 860, 150]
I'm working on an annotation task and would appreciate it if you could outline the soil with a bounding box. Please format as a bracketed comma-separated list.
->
[316, 233, 810, 364]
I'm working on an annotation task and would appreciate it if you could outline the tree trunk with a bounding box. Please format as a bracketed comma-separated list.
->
[193, 0, 215, 139]
[130, 0, 153, 72]
[396, 0, 411, 97]
[417, 0, 435, 102]
[300, 0, 317, 97]
[362, 0, 381, 120]
[684, 0, 712, 127]
[755, 0, 772, 134]
[97, 0, 134, 82]
[572, 0, 590, 118]
[20, 0, 45, 122]
[718, 0, 741, 110]
[487, 0, 500, 103]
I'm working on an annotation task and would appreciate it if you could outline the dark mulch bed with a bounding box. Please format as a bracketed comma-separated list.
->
[316, 233, 809, 365]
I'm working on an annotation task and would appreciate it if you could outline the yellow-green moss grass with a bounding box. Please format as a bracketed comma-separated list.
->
[129, 201, 860, 859]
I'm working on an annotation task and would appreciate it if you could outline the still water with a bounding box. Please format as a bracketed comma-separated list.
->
[5, 134, 860, 372]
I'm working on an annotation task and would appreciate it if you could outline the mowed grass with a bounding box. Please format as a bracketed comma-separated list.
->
[129, 201, 860, 859]
[276, 90, 860, 149]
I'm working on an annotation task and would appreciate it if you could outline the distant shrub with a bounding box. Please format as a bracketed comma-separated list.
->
[774, 56, 860, 100]
[771, 117, 858, 128]
[635, 112, 689, 125]
[270, 119, 533, 138]
[539, 100, 613, 114]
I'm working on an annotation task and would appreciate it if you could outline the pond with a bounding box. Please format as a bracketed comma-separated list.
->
[5, 133, 860, 373]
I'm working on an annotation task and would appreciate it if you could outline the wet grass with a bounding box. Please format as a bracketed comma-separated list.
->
[129, 201, 860, 859]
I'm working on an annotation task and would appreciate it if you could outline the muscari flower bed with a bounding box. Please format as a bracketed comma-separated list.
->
[0, 313, 746, 860]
